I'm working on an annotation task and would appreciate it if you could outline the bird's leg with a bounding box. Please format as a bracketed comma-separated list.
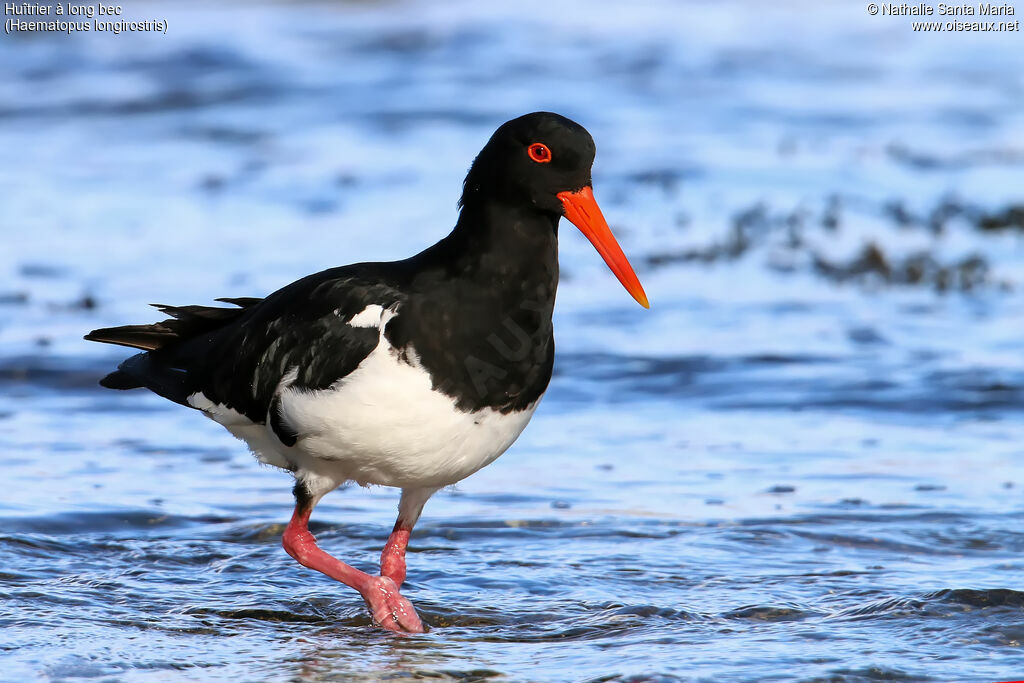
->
[380, 521, 411, 587]
[282, 480, 424, 634]
[379, 487, 439, 588]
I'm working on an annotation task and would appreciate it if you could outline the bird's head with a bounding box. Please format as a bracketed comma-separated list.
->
[461, 112, 649, 309]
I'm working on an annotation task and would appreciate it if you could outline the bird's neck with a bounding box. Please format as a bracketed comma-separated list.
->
[398, 199, 559, 412]
[444, 200, 560, 293]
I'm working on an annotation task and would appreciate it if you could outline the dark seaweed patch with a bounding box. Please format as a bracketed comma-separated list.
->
[811, 243, 992, 293]
[644, 196, 1020, 291]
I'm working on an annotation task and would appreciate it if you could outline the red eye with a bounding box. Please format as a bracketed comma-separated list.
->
[527, 143, 551, 163]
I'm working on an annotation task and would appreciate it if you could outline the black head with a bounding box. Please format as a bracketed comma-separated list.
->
[460, 112, 596, 214]
[458, 112, 649, 308]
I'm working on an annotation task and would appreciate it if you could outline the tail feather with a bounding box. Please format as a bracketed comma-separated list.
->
[215, 297, 262, 308]
[98, 368, 143, 390]
[84, 322, 180, 351]
[84, 298, 261, 352]
[86, 297, 263, 400]
[98, 353, 191, 405]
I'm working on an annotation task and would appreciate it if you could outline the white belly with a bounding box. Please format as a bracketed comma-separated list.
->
[276, 340, 540, 489]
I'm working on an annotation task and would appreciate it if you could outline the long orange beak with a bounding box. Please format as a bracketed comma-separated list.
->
[557, 186, 649, 308]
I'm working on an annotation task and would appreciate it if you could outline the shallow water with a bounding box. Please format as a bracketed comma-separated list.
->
[2, 1, 1024, 681]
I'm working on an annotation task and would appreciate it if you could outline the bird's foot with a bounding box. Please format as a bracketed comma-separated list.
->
[360, 575, 424, 633]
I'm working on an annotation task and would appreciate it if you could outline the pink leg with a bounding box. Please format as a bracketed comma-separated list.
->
[282, 504, 423, 633]
[379, 487, 437, 588]
[380, 521, 411, 587]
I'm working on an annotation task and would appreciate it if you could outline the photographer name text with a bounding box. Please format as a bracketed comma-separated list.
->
[878, 2, 1013, 14]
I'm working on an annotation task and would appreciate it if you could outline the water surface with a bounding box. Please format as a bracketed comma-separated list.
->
[2, 1, 1024, 681]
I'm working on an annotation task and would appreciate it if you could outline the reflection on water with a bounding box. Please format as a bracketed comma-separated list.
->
[2, 0, 1024, 681]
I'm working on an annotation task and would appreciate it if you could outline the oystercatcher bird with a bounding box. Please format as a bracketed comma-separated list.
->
[85, 112, 648, 633]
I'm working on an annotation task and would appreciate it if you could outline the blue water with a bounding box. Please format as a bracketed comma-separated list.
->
[2, 1, 1024, 681]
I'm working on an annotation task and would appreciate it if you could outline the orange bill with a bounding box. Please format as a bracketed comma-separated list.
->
[557, 186, 649, 309]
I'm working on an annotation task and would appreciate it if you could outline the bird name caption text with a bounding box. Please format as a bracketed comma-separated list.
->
[4, 3, 168, 35]
[865, 2, 1020, 30]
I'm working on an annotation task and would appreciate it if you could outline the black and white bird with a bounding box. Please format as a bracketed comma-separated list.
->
[85, 112, 648, 633]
